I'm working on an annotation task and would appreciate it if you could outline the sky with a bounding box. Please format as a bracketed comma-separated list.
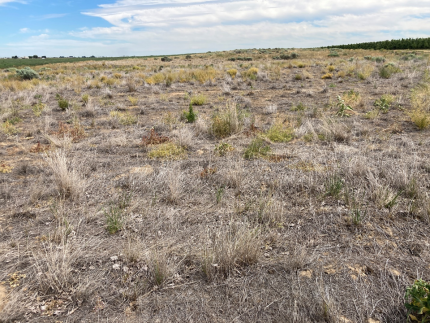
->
[1, 0, 430, 57]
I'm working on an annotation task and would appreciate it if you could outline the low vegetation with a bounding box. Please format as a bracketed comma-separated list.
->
[0, 47, 429, 323]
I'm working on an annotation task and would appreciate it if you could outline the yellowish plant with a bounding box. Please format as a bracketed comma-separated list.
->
[113, 73, 122, 79]
[227, 69, 238, 79]
[265, 123, 294, 142]
[409, 109, 430, 130]
[357, 63, 374, 80]
[128, 96, 138, 105]
[321, 73, 333, 79]
[109, 111, 138, 125]
[148, 142, 186, 160]
[32, 102, 46, 117]
[327, 65, 335, 72]
[2, 120, 18, 135]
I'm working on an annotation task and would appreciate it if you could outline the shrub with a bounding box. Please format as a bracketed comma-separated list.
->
[379, 64, 401, 79]
[16, 67, 39, 80]
[265, 123, 294, 142]
[190, 94, 207, 106]
[243, 138, 271, 159]
[185, 55, 192, 59]
[409, 109, 430, 130]
[227, 69, 238, 79]
[328, 50, 339, 57]
[245, 67, 258, 80]
[321, 73, 333, 79]
[141, 128, 169, 146]
[405, 279, 430, 323]
[161, 56, 172, 62]
[182, 103, 197, 123]
[57, 97, 69, 111]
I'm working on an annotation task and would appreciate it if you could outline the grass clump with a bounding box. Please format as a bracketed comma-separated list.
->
[109, 111, 138, 125]
[56, 95, 69, 111]
[182, 103, 197, 123]
[324, 174, 343, 198]
[265, 123, 294, 142]
[243, 138, 271, 159]
[190, 94, 207, 106]
[210, 104, 248, 138]
[105, 206, 123, 234]
[148, 142, 186, 160]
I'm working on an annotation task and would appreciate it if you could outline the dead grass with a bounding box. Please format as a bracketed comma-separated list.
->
[0, 48, 429, 323]
[43, 150, 86, 199]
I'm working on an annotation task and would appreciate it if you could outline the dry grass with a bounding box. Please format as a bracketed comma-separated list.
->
[0, 48, 429, 323]
[43, 150, 86, 199]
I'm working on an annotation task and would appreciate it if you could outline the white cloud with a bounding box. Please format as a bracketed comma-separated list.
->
[0, 0, 26, 5]
[4, 0, 430, 56]
[68, 0, 430, 54]
[19, 28, 29, 33]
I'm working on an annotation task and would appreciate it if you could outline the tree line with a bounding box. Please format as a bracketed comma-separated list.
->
[326, 37, 430, 50]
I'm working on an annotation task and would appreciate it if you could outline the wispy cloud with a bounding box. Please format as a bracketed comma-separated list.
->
[72, 0, 430, 50]
[0, 0, 26, 5]
[39, 13, 67, 20]
[19, 27, 29, 33]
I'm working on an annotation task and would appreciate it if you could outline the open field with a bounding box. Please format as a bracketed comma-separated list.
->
[0, 47, 430, 322]
[0, 54, 189, 70]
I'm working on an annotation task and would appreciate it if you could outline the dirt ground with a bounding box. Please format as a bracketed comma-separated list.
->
[0, 48, 429, 322]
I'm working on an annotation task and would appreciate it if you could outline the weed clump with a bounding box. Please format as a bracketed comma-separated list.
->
[141, 128, 169, 146]
[182, 104, 197, 123]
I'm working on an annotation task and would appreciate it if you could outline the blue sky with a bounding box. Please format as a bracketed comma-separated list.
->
[1, 0, 430, 57]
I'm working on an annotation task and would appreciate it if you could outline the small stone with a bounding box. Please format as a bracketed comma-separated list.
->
[110, 256, 118, 261]
[112, 264, 121, 270]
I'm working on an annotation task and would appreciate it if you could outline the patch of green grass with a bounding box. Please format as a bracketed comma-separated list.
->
[324, 175, 344, 198]
[243, 138, 271, 159]
[105, 206, 123, 234]
[265, 124, 294, 142]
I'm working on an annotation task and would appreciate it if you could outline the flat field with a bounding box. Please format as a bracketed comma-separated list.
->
[0, 48, 429, 322]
